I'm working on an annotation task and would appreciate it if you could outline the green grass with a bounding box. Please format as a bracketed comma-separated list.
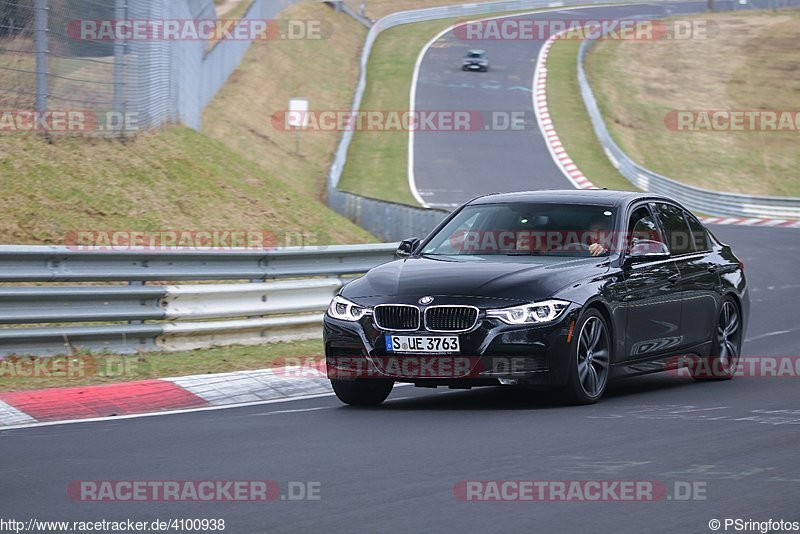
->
[0, 3, 377, 246]
[545, 39, 638, 192]
[586, 10, 800, 198]
[202, 1, 370, 201]
[0, 127, 374, 245]
[222, 0, 254, 19]
[0, 339, 324, 392]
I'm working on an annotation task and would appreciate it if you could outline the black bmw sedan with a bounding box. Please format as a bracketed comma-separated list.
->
[323, 190, 748, 406]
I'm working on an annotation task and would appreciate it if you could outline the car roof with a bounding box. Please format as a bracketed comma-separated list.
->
[467, 189, 674, 209]
[467, 49, 486, 54]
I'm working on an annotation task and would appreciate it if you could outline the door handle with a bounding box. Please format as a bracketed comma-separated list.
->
[668, 274, 680, 284]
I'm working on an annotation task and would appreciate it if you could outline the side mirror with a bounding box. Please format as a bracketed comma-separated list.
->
[396, 237, 421, 258]
[624, 239, 670, 265]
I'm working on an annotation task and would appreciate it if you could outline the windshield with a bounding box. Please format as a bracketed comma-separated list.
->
[467, 52, 485, 58]
[421, 202, 617, 258]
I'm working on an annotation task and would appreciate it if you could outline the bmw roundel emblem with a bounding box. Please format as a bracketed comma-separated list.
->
[419, 296, 434, 305]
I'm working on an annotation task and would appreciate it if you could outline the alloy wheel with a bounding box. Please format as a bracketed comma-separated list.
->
[576, 316, 610, 398]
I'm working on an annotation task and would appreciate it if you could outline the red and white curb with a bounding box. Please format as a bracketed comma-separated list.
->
[533, 31, 598, 192]
[696, 217, 800, 228]
[0, 367, 332, 429]
[533, 33, 800, 229]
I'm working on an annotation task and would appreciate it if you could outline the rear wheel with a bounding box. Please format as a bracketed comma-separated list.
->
[331, 379, 393, 406]
[692, 298, 742, 380]
[564, 309, 611, 404]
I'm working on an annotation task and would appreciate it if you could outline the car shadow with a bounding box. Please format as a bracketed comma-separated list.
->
[352, 374, 702, 411]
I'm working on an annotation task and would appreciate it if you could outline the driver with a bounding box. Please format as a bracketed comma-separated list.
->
[588, 215, 611, 257]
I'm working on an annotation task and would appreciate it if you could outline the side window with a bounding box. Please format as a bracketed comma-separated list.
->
[653, 203, 693, 255]
[685, 213, 711, 251]
[627, 206, 667, 254]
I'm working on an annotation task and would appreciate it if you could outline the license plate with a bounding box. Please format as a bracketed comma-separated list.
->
[386, 335, 460, 354]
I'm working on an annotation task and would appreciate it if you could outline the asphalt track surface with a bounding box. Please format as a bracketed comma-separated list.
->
[2, 3, 799, 534]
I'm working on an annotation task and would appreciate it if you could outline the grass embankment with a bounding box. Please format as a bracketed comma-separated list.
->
[202, 1, 369, 200]
[215, 0, 253, 18]
[0, 2, 375, 245]
[586, 11, 800, 197]
[0, 1, 375, 387]
[0, 127, 372, 245]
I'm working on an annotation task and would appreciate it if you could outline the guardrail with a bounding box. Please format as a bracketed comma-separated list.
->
[0, 244, 397, 357]
[577, 37, 800, 220]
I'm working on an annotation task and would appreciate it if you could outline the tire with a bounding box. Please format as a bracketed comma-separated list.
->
[564, 308, 611, 405]
[331, 379, 393, 406]
[692, 297, 742, 381]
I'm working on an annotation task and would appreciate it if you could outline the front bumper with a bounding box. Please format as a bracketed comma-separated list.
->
[323, 306, 580, 388]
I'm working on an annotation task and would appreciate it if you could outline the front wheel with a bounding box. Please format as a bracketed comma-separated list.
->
[564, 309, 611, 404]
[692, 298, 742, 381]
[331, 379, 394, 406]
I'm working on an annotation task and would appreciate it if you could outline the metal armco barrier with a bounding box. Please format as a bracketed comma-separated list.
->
[0, 244, 397, 357]
[327, 189, 450, 242]
[577, 37, 800, 219]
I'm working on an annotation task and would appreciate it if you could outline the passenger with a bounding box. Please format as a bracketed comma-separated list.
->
[588, 215, 611, 257]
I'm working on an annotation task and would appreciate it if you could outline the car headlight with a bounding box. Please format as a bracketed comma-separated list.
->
[327, 295, 371, 322]
[487, 299, 570, 325]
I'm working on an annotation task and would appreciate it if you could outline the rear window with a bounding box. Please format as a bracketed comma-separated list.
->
[685, 213, 711, 251]
[653, 203, 694, 255]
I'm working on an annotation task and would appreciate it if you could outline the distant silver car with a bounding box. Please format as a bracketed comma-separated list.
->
[462, 49, 489, 72]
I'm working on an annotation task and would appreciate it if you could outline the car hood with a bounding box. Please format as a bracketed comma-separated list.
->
[342, 255, 609, 307]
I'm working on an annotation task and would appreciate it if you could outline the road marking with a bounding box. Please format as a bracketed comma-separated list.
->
[250, 407, 333, 416]
[745, 329, 795, 342]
